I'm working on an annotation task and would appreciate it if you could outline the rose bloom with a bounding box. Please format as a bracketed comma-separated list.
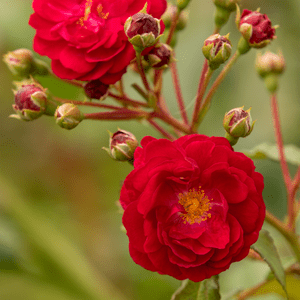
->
[29, 0, 166, 84]
[239, 9, 276, 47]
[120, 135, 265, 281]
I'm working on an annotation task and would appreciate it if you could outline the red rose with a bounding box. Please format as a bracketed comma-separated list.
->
[239, 9, 276, 48]
[29, 0, 167, 84]
[120, 135, 265, 281]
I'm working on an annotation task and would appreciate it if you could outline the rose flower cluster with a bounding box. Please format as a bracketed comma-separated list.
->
[29, 0, 166, 84]
[120, 135, 265, 281]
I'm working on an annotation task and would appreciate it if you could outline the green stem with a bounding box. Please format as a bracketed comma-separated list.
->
[196, 51, 240, 127]
[265, 211, 300, 263]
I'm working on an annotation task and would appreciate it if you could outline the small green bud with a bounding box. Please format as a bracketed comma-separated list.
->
[162, 5, 189, 30]
[10, 80, 47, 121]
[3, 48, 50, 78]
[177, 0, 191, 11]
[55, 103, 84, 130]
[223, 107, 255, 140]
[202, 34, 232, 70]
[213, 0, 241, 12]
[255, 51, 285, 78]
[3, 49, 34, 77]
[103, 129, 138, 162]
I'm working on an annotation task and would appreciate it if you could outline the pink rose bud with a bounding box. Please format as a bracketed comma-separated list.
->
[255, 51, 285, 78]
[103, 129, 138, 162]
[55, 103, 84, 130]
[125, 12, 161, 52]
[202, 33, 232, 70]
[145, 43, 173, 69]
[223, 107, 255, 145]
[238, 9, 276, 48]
[84, 80, 109, 100]
[11, 83, 47, 121]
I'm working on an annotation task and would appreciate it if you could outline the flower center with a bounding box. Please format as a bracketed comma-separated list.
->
[178, 187, 212, 225]
[78, 0, 109, 27]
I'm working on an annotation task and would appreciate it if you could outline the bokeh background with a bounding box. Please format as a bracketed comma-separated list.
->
[0, 0, 300, 299]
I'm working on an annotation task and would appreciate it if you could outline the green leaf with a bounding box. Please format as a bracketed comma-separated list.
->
[251, 230, 287, 297]
[242, 143, 300, 166]
[171, 276, 220, 300]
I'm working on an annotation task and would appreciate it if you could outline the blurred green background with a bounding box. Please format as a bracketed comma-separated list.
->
[0, 0, 300, 299]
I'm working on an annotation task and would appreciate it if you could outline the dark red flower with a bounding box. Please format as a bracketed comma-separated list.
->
[84, 79, 109, 100]
[29, 0, 167, 84]
[120, 135, 265, 281]
[239, 9, 276, 48]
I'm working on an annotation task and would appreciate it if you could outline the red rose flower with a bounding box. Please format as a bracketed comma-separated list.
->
[120, 135, 265, 281]
[239, 9, 276, 48]
[29, 0, 167, 84]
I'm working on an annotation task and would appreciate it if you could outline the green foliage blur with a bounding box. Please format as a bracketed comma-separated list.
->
[0, 0, 300, 299]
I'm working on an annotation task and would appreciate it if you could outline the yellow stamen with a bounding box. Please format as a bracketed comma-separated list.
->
[97, 4, 109, 20]
[178, 187, 212, 225]
[78, 0, 93, 27]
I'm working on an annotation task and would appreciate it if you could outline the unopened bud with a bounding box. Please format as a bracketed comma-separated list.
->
[223, 107, 255, 145]
[177, 0, 191, 11]
[255, 51, 285, 78]
[103, 129, 138, 162]
[125, 11, 161, 52]
[3, 48, 50, 78]
[145, 43, 173, 69]
[213, 0, 241, 12]
[4, 49, 34, 77]
[237, 9, 276, 49]
[162, 5, 188, 30]
[11, 82, 47, 121]
[84, 80, 109, 100]
[202, 34, 232, 70]
[55, 103, 84, 130]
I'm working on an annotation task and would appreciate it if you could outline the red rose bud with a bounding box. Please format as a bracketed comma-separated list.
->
[202, 33, 232, 70]
[238, 9, 276, 48]
[120, 135, 265, 281]
[3, 49, 50, 78]
[104, 129, 138, 162]
[125, 12, 161, 52]
[145, 43, 173, 69]
[11, 83, 47, 121]
[55, 103, 83, 130]
[255, 51, 285, 78]
[84, 80, 109, 100]
[223, 107, 255, 145]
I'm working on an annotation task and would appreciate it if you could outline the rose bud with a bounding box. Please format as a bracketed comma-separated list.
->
[125, 11, 161, 52]
[3, 49, 50, 78]
[11, 82, 47, 121]
[255, 51, 285, 78]
[223, 107, 255, 145]
[55, 103, 84, 130]
[238, 9, 276, 49]
[84, 80, 109, 101]
[213, 0, 241, 28]
[162, 5, 188, 31]
[202, 33, 232, 70]
[103, 129, 138, 162]
[177, 0, 191, 11]
[145, 43, 173, 69]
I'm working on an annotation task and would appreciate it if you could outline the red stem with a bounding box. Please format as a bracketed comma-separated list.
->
[108, 92, 148, 107]
[84, 109, 148, 120]
[270, 93, 294, 230]
[166, 7, 180, 45]
[170, 58, 188, 125]
[136, 52, 150, 92]
[148, 119, 176, 140]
